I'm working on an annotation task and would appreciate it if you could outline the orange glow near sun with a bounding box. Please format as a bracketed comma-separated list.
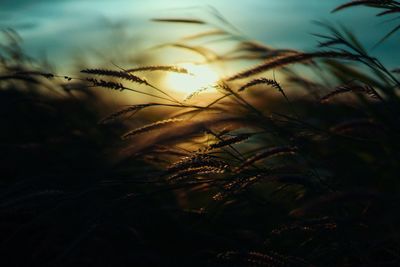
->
[164, 63, 219, 95]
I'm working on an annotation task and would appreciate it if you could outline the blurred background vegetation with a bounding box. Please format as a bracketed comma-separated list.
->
[1, 1, 400, 266]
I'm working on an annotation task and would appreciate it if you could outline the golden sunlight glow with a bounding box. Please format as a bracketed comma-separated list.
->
[165, 63, 219, 94]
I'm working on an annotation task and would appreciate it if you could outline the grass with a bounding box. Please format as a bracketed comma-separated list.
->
[1, 1, 400, 266]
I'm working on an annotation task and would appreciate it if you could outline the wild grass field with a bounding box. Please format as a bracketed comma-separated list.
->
[1, 1, 400, 266]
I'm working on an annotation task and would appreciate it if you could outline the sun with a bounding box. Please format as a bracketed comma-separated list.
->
[164, 63, 219, 94]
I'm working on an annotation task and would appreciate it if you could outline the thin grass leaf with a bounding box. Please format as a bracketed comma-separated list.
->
[99, 104, 156, 124]
[156, 43, 219, 61]
[181, 29, 227, 41]
[235, 146, 297, 173]
[329, 118, 382, 135]
[0, 75, 39, 83]
[320, 84, 381, 102]
[151, 18, 206, 24]
[14, 71, 54, 79]
[332, 0, 394, 13]
[374, 24, 400, 47]
[377, 8, 400, 15]
[125, 65, 190, 74]
[227, 51, 362, 81]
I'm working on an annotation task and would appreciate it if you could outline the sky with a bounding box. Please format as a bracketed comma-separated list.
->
[0, 0, 399, 70]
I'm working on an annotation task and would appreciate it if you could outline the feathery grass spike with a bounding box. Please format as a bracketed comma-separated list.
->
[122, 119, 184, 139]
[81, 69, 155, 88]
[87, 78, 124, 90]
[208, 133, 252, 150]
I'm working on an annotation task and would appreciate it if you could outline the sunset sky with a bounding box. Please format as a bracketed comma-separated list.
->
[1, 0, 398, 69]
